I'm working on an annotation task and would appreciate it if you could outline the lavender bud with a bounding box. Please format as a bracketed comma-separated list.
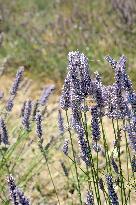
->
[98, 178, 105, 191]
[62, 139, 69, 156]
[35, 111, 42, 138]
[10, 66, 24, 95]
[60, 74, 71, 110]
[105, 55, 117, 70]
[39, 85, 55, 106]
[131, 155, 136, 173]
[106, 175, 119, 205]
[60, 160, 69, 177]
[0, 117, 9, 145]
[22, 100, 32, 131]
[85, 190, 94, 205]
[111, 157, 119, 174]
[58, 109, 64, 135]
[6, 96, 14, 112]
[7, 175, 19, 205]
[92, 142, 102, 153]
[32, 100, 39, 120]
[17, 189, 30, 205]
[91, 106, 100, 142]
[20, 101, 27, 118]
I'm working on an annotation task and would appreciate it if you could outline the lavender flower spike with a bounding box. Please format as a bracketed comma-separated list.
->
[62, 139, 69, 156]
[7, 175, 30, 205]
[6, 96, 15, 112]
[85, 190, 94, 205]
[91, 106, 100, 142]
[17, 189, 30, 205]
[22, 100, 32, 131]
[0, 117, 9, 145]
[10, 66, 24, 95]
[35, 111, 42, 138]
[39, 85, 55, 106]
[7, 175, 19, 205]
[106, 175, 119, 205]
[58, 109, 64, 135]
[131, 155, 136, 173]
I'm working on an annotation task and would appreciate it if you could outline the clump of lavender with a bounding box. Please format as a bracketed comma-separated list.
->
[22, 100, 32, 131]
[58, 109, 64, 135]
[106, 175, 119, 205]
[7, 175, 30, 205]
[35, 111, 42, 139]
[131, 155, 136, 173]
[62, 139, 69, 156]
[91, 105, 100, 142]
[0, 117, 9, 145]
[85, 190, 94, 205]
[39, 85, 55, 106]
[10, 66, 24, 96]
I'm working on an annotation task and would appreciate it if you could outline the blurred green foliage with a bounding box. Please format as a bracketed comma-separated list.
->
[0, 0, 136, 86]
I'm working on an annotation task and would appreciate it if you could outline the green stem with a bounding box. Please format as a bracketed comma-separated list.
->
[66, 111, 83, 205]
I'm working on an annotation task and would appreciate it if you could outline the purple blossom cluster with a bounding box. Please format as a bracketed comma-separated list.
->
[39, 85, 55, 106]
[106, 175, 119, 205]
[7, 175, 30, 205]
[85, 190, 94, 205]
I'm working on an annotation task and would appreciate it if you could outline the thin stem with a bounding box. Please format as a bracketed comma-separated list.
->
[65, 111, 83, 205]
[39, 141, 61, 205]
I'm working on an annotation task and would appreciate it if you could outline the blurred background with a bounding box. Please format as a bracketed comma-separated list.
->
[0, 0, 136, 88]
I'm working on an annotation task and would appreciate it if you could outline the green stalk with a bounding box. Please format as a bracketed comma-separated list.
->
[66, 111, 83, 205]
[39, 140, 61, 205]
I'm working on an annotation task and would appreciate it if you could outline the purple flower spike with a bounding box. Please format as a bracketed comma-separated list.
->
[22, 100, 32, 131]
[0, 117, 9, 145]
[58, 109, 64, 135]
[106, 175, 119, 205]
[35, 111, 43, 138]
[10, 66, 24, 96]
[91, 106, 100, 142]
[39, 85, 55, 106]
[62, 139, 69, 156]
[86, 190, 94, 205]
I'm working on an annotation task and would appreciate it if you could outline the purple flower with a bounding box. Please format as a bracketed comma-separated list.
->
[85, 190, 94, 205]
[6, 96, 15, 112]
[58, 109, 64, 135]
[10, 66, 24, 96]
[60, 160, 69, 177]
[22, 100, 32, 131]
[91, 106, 100, 142]
[7, 175, 19, 205]
[39, 85, 55, 106]
[106, 175, 119, 205]
[105, 55, 117, 70]
[0, 117, 9, 145]
[111, 157, 119, 174]
[35, 111, 42, 138]
[32, 100, 39, 121]
[7, 175, 30, 205]
[131, 155, 136, 172]
[17, 189, 30, 205]
[62, 139, 69, 156]
[126, 116, 136, 152]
